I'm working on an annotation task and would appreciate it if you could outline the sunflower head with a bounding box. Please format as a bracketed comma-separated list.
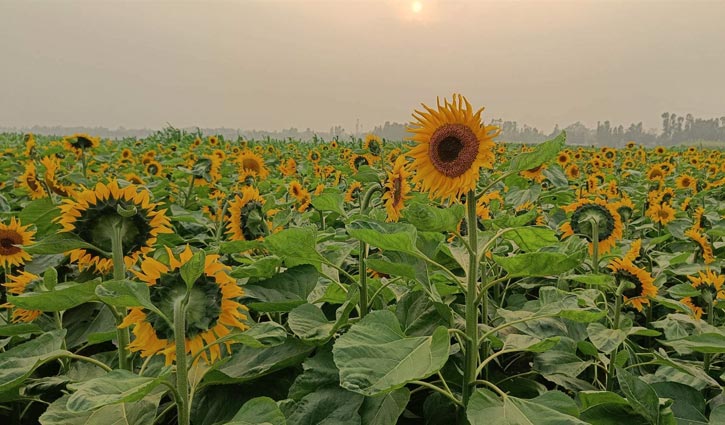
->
[364, 134, 383, 157]
[382, 156, 411, 222]
[2, 271, 43, 323]
[0, 218, 35, 269]
[57, 181, 173, 274]
[345, 181, 363, 203]
[560, 198, 623, 255]
[238, 150, 269, 180]
[608, 258, 657, 312]
[64, 133, 100, 155]
[406, 94, 499, 201]
[688, 269, 725, 301]
[349, 154, 370, 172]
[226, 187, 269, 241]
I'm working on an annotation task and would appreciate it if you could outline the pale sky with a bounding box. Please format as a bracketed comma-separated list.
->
[1, 0, 724, 133]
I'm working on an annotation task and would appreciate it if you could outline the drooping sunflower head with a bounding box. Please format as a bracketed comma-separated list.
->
[237, 150, 269, 180]
[345, 181, 363, 203]
[382, 156, 412, 222]
[20, 161, 46, 199]
[608, 258, 657, 312]
[560, 198, 623, 255]
[121, 246, 249, 365]
[2, 271, 43, 323]
[57, 181, 173, 274]
[406, 94, 499, 201]
[364, 134, 383, 157]
[145, 160, 163, 177]
[64, 133, 100, 155]
[0, 217, 35, 269]
[688, 269, 725, 301]
[520, 164, 547, 182]
[684, 228, 715, 265]
[226, 186, 269, 241]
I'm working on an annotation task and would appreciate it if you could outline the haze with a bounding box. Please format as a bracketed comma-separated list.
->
[2, 0, 724, 134]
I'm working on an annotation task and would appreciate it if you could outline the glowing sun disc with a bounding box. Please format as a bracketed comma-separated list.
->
[411, 1, 423, 14]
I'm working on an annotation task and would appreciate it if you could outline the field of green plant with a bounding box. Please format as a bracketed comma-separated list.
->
[0, 96, 723, 424]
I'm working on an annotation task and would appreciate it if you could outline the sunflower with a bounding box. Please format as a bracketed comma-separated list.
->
[63, 133, 100, 155]
[330, 140, 339, 149]
[565, 164, 581, 180]
[40, 156, 76, 197]
[626, 141, 636, 149]
[646, 165, 666, 181]
[288, 181, 311, 212]
[120, 246, 248, 365]
[2, 271, 42, 323]
[208, 135, 220, 146]
[382, 156, 411, 222]
[623, 239, 642, 263]
[238, 150, 269, 180]
[349, 154, 370, 172]
[364, 134, 383, 157]
[24, 133, 36, 158]
[145, 160, 163, 177]
[688, 269, 725, 301]
[676, 174, 697, 192]
[345, 181, 363, 203]
[57, 181, 173, 274]
[124, 173, 145, 185]
[226, 186, 268, 241]
[120, 148, 134, 163]
[608, 258, 657, 311]
[560, 198, 623, 255]
[684, 228, 715, 264]
[616, 195, 636, 223]
[406, 94, 499, 201]
[20, 162, 46, 199]
[0, 217, 35, 269]
[647, 203, 676, 226]
[278, 158, 297, 177]
[307, 150, 322, 164]
[681, 297, 704, 320]
[556, 152, 570, 167]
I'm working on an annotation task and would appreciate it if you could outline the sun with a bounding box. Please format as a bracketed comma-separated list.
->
[411, 1, 423, 14]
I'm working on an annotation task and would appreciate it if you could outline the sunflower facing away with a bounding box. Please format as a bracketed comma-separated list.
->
[0, 217, 35, 269]
[608, 258, 657, 311]
[364, 134, 383, 157]
[20, 162, 46, 199]
[407, 94, 499, 201]
[382, 156, 412, 222]
[63, 133, 100, 155]
[57, 181, 173, 273]
[688, 269, 725, 302]
[226, 186, 269, 241]
[560, 198, 623, 255]
[120, 246, 249, 365]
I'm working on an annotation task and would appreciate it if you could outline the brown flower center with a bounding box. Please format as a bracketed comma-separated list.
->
[429, 124, 479, 177]
[242, 158, 261, 173]
[0, 231, 22, 256]
[392, 176, 402, 204]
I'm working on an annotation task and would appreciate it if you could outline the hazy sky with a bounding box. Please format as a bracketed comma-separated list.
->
[2, 0, 724, 133]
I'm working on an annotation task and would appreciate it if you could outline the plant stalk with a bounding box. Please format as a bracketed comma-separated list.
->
[462, 189, 480, 407]
[111, 223, 131, 371]
[174, 298, 190, 425]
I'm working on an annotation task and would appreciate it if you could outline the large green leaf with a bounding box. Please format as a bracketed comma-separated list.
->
[402, 201, 464, 233]
[467, 389, 587, 425]
[264, 227, 325, 270]
[19, 197, 60, 237]
[346, 220, 420, 255]
[244, 265, 319, 312]
[359, 388, 410, 425]
[288, 303, 335, 344]
[289, 349, 340, 401]
[40, 394, 158, 425]
[508, 131, 566, 172]
[230, 322, 288, 349]
[332, 310, 449, 396]
[25, 232, 107, 256]
[66, 369, 166, 412]
[8, 279, 101, 311]
[501, 226, 559, 252]
[660, 333, 725, 354]
[312, 191, 346, 217]
[651, 382, 708, 425]
[95, 279, 159, 313]
[616, 367, 669, 425]
[0, 330, 69, 391]
[226, 397, 286, 425]
[587, 323, 627, 354]
[492, 252, 582, 277]
[285, 387, 364, 425]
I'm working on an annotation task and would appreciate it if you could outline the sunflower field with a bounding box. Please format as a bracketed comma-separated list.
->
[0, 95, 724, 425]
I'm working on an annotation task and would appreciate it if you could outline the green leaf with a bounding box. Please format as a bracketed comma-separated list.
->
[230, 322, 287, 349]
[8, 279, 101, 312]
[508, 132, 566, 172]
[244, 265, 319, 312]
[587, 323, 627, 354]
[66, 369, 165, 412]
[710, 405, 725, 425]
[231, 256, 283, 279]
[467, 388, 587, 425]
[43, 267, 58, 291]
[0, 323, 42, 337]
[395, 291, 450, 337]
[503, 334, 560, 353]
[578, 391, 643, 425]
[227, 397, 286, 425]
[502, 226, 559, 252]
[19, 197, 60, 237]
[651, 382, 708, 425]
[289, 349, 340, 401]
[288, 303, 335, 344]
[207, 337, 314, 384]
[666, 283, 701, 298]
[25, 232, 108, 256]
[95, 280, 157, 312]
[616, 367, 660, 424]
[40, 394, 158, 425]
[359, 388, 410, 425]
[219, 240, 263, 255]
[286, 387, 364, 425]
[0, 330, 68, 391]
[180, 249, 206, 290]
[566, 274, 616, 289]
[402, 202, 464, 232]
[346, 220, 420, 255]
[312, 191, 347, 217]
[264, 227, 325, 270]
[492, 252, 582, 278]
[351, 165, 380, 183]
[661, 333, 725, 354]
[332, 310, 449, 396]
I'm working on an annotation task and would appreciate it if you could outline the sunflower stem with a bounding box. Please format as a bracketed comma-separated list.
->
[590, 217, 600, 274]
[606, 280, 627, 391]
[173, 297, 191, 425]
[462, 189, 480, 408]
[357, 186, 382, 318]
[704, 297, 715, 373]
[80, 149, 88, 179]
[184, 175, 196, 209]
[110, 222, 131, 371]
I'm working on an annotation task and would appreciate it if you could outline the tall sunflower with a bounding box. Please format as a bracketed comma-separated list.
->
[608, 258, 657, 311]
[560, 198, 623, 255]
[120, 246, 249, 365]
[0, 217, 35, 269]
[237, 150, 269, 180]
[363, 134, 383, 157]
[63, 133, 100, 156]
[407, 94, 499, 201]
[2, 271, 42, 323]
[226, 187, 269, 241]
[382, 156, 411, 222]
[57, 181, 173, 274]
